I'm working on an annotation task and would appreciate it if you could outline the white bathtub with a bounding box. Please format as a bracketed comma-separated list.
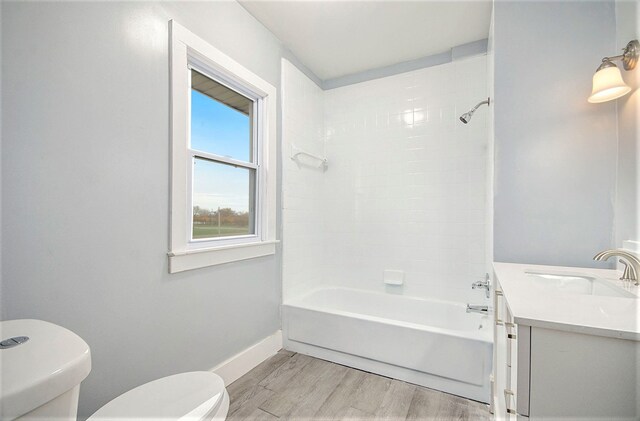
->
[282, 287, 493, 402]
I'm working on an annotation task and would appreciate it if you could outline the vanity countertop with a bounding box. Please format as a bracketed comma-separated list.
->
[492, 262, 640, 341]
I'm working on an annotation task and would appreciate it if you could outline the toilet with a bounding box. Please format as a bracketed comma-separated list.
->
[87, 372, 229, 421]
[0, 319, 229, 421]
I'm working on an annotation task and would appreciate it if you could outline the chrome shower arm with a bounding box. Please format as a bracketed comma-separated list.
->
[470, 98, 490, 112]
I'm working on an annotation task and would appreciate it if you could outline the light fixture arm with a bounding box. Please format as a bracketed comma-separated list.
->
[599, 39, 639, 71]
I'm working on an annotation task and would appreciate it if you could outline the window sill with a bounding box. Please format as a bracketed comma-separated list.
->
[168, 240, 278, 273]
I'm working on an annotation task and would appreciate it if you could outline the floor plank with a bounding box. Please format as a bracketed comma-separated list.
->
[243, 407, 280, 421]
[228, 386, 276, 420]
[374, 380, 416, 420]
[284, 361, 350, 419]
[228, 350, 295, 414]
[406, 387, 445, 420]
[313, 367, 368, 419]
[333, 405, 373, 421]
[406, 386, 489, 421]
[466, 401, 492, 421]
[258, 353, 315, 392]
[229, 351, 491, 421]
[259, 357, 331, 416]
[349, 371, 392, 414]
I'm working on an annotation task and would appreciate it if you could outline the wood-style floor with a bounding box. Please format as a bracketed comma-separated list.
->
[227, 350, 490, 420]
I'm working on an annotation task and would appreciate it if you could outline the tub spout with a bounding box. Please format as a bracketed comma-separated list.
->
[466, 304, 488, 314]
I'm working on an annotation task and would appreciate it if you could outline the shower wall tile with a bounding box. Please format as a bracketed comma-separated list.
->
[281, 60, 325, 301]
[322, 55, 489, 302]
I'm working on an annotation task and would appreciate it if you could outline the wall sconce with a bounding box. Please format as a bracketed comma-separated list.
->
[588, 39, 638, 103]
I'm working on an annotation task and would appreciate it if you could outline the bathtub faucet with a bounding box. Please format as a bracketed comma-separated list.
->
[466, 304, 489, 314]
[471, 275, 491, 298]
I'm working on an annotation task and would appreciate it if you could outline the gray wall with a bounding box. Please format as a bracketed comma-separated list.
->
[493, 1, 619, 267]
[1, 2, 283, 419]
[614, 0, 640, 247]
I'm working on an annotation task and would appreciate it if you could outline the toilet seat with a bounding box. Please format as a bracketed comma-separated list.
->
[87, 371, 229, 421]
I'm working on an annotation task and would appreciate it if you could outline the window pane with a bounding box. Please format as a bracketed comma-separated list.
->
[192, 158, 255, 240]
[191, 70, 253, 162]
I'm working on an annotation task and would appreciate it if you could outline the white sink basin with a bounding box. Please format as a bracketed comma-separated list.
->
[525, 272, 636, 298]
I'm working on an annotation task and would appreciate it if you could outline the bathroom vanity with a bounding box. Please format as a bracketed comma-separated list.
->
[491, 263, 639, 420]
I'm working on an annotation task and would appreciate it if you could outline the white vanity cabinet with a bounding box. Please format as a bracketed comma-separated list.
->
[493, 282, 531, 420]
[492, 274, 639, 421]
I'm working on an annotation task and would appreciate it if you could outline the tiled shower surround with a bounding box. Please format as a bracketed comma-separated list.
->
[282, 56, 490, 303]
[282, 60, 326, 300]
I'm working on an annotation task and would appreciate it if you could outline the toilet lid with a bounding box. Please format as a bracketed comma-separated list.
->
[88, 372, 226, 421]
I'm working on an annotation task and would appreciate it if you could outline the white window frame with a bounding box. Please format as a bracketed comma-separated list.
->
[168, 20, 277, 273]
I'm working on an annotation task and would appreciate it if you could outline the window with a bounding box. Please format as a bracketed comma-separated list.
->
[169, 21, 277, 273]
[190, 71, 256, 241]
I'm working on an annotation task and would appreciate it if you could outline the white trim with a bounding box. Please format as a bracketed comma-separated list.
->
[169, 20, 278, 272]
[169, 240, 277, 273]
[211, 330, 283, 386]
[189, 150, 258, 170]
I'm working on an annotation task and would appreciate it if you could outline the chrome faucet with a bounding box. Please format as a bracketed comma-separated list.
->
[593, 249, 640, 286]
[466, 304, 489, 314]
[472, 274, 491, 298]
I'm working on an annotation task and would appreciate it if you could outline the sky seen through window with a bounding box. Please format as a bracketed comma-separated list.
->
[191, 89, 252, 213]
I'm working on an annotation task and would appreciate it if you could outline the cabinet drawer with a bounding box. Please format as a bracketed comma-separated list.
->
[504, 306, 515, 368]
[504, 389, 529, 420]
[506, 325, 513, 368]
[494, 288, 505, 327]
[504, 388, 516, 419]
[506, 325, 517, 406]
[504, 304, 531, 417]
[494, 280, 531, 419]
[512, 324, 531, 417]
[503, 389, 529, 420]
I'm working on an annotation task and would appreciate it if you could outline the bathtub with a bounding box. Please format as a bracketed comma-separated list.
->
[282, 287, 493, 402]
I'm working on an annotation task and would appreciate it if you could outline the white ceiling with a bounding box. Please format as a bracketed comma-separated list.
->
[239, 0, 492, 81]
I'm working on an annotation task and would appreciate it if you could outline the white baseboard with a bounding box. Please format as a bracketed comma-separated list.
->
[211, 330, 282, 386]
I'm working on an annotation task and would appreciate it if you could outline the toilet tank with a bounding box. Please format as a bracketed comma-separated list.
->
[0, 319, 92, 420]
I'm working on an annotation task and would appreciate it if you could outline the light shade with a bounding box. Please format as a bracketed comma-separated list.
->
[588, 65, 632, 103]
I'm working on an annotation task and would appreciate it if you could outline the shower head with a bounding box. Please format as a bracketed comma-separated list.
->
[459, 111, 473, 124]
[459, 97, 490, 124]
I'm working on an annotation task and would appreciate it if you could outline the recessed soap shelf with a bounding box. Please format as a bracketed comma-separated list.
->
[290, 145, 328, 170]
